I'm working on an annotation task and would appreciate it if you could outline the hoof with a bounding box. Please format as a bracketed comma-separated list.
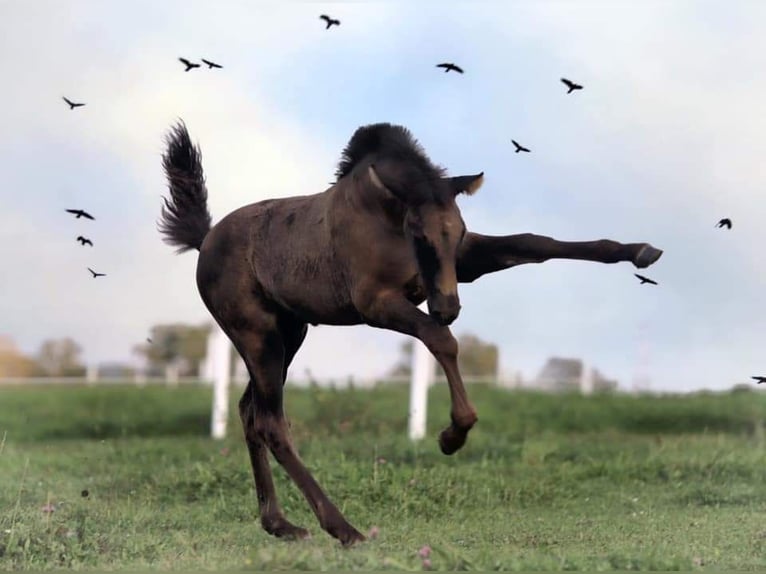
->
[338, 527, 366, 548]
[263, 517, 311, 541]
[633, 244, 663, 269]
[438, 425, 468, 455]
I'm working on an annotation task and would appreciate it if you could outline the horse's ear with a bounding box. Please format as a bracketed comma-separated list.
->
[368, 164, 410, 203]
[447, 172, 484, 196]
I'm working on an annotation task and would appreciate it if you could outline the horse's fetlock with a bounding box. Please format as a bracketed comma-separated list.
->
[453, 410, 478, 430]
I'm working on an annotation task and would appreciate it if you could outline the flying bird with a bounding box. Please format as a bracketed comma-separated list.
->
[634, 273, 658, 286]
[319, 14, 340, 29]
[716, 218, 732, 230]
[88, 267, 106, 278]
[512, 140, 531, 153]
[178, 57, 200, 72]
[437, 63, 464, 74]
[201, 58, 222, 69]
[752, 376, 766, 384]
[76, 236, 93, 247]
[62, 97, 85, 110]
[561, 78, 583, 93]
[146, 338, 153, 344]
[66, 209, 95, 220]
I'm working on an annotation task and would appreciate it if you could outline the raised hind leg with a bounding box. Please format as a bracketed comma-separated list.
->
[456, 231, 663, 283]
[231, 310, 364, 546]
[236, 321, 309, 539]
[359, 294, 477, 455]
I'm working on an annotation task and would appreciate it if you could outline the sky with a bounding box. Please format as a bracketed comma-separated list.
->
[1, 1, 764, 392]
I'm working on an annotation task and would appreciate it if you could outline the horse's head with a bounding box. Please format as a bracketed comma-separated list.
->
[368, 163, 484, 326]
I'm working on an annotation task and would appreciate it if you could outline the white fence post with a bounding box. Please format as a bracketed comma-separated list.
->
[210, 325, 232, 439]
[580, 364, 594, 395]
[86, 364, 98, 385]
[165, 362, 179, 387]
[408, 303, 435, 441]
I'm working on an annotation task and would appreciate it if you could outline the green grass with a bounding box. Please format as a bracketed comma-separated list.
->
[2, 383, 766, 570]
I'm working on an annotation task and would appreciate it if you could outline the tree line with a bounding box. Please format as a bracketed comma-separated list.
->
[0, 325, 499, 380]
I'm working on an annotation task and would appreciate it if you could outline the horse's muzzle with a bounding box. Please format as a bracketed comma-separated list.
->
[428, 294, 461, 326]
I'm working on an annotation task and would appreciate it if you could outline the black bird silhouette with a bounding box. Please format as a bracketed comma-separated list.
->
[561, 78, 583, 93]
[753, 376, 766, 384]
[178, 57, 200, 72]
[512, 140, 531, 153]
[66, 209, 95, 220]
[716, 218, 732, 230]
[319, 14, 340, 29]
[146, 338, 153, 344]
[76, 236, 93, 247]
[634, 273, 658, 286]
[201, 58, 222, 69]
[437, 63, 464, 74]
[88, 267, 106, 278]
[62, 97, 85, 109]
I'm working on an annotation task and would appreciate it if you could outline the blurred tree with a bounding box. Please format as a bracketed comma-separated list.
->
[0, 336, 41, 377]
[36, 337, 85, 376]
[456, 333, 499, 379]
[133, 323, 212, 377]
[388, 333, 499, 380]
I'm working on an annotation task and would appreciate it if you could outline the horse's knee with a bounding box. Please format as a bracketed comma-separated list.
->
[422, 327, 458, 361]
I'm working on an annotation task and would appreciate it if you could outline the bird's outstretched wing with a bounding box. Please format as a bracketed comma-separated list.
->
[561, 78, 582, 91]
[179, 57, 200, 70]
[437, 63, 463, 73]
[62, 97, 84, 108]
[320, 14, 338, 28]
[634, 273, 658, 285]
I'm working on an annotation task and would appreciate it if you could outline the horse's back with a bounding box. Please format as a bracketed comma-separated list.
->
[197, 192, 360, 325]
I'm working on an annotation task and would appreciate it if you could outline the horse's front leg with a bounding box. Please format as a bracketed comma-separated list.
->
[456, 232, 663, 283]
[359, 293, 477, 455]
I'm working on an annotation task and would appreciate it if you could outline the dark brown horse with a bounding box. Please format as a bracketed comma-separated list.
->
[159, 121, 663, 546]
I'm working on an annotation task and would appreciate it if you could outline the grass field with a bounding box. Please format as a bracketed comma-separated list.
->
[2, 383, 766, 570]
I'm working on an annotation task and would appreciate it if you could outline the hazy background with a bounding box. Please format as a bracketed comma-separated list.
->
[1, 1, 764, 392]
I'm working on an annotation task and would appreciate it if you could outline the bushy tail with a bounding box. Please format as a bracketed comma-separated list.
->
[158, 121, 212, 253]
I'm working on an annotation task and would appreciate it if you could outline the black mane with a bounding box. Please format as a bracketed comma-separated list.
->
[335, 123, 446, 182]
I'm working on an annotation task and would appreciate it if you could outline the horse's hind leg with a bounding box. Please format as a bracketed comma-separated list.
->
[233, 312, 365, 546]
[228, 304, 309, 540]
[238, 379, 308, 540]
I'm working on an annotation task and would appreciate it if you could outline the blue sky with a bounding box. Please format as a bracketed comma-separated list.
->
[1, 1, 765, 391]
